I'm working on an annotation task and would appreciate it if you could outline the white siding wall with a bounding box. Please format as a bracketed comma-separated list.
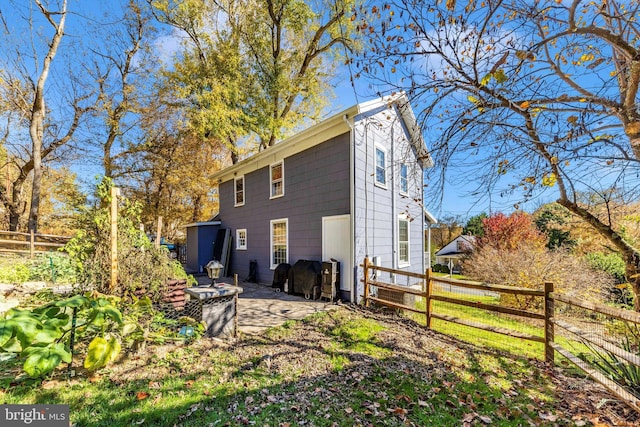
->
[353, 104, 426, 299]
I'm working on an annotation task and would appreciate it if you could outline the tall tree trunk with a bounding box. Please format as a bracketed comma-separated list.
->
[626, 121, 640, 160]
[191, 194, 202, 222]
[9, 177, 27, 231]
[27, 0, 67, 233]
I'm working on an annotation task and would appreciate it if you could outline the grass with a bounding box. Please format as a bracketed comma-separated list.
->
[405, 290, 592, 362]
[0, 307, 593, 426]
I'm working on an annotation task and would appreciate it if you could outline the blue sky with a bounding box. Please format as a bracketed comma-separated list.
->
[0, 0, 533, 223]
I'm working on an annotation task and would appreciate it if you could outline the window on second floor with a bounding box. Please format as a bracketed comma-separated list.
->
[375, 146, 386, 187]
[234, 176, 245, 207]
[400, 163, 408, 194]
[270, 161, 284, 199]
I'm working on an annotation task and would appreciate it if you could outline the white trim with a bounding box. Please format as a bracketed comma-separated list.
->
[211, 92, 432, 185]
[269, 161, 285, 199]
[398, 214, 410, 267]
[234, 176, 245, 207]
[374, 145, 387, 189]
[270, 218, 288, 269]
[236, 229, 247, 250]
[182, 221, 221, 228]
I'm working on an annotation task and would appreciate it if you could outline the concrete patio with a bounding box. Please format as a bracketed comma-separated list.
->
[194, 275, 338, 335]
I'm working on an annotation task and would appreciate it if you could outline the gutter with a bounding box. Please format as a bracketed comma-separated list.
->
[343, 114, 356, 303]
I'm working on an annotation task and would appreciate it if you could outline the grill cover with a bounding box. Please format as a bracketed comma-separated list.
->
[288, 260, 321, 297]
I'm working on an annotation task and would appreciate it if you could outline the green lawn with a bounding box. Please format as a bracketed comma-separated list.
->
[0, 308, 596, 426]
[405, 291, 591, 361]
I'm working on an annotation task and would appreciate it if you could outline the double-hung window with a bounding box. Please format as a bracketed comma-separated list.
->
[398, 215, 410, 267]
[270, 161, 284, 198]
[234, 176, 245, 207]
[375, 146, 386, 187]
[400, 164, 408, 194]
[236, 229, 247, 250]
[270, 219, 288, 268]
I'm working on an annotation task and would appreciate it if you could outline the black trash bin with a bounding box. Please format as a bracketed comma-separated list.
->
[272, 263, 291, 292]
[246, 260, 258, 283]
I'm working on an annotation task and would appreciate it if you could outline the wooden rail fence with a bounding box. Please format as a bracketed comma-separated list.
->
[0, 230, 71, 258]
[360, 257, 640, 413]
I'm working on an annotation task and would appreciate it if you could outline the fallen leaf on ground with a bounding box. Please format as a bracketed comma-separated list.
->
[136, 391, 149, 400]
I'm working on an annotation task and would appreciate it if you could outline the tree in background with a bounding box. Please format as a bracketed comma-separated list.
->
[478, 212, 544, 251]
[356, 0, 640, 308]
[38, 168, 86, 235]
[430, 214, 464, 249]
[0, 0, 91, 232]
[533, 204, 576, 250]
[462, 213, 487, 237]
[89, 0, 157, 179]
[464, 212, 612, 308]
[150, 0, 360, 156]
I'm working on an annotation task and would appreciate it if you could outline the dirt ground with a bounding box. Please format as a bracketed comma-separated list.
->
[107, 305, 639, 426]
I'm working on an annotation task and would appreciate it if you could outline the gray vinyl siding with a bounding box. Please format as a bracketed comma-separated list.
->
[353, 104, 426, 299]
[218, 133, 351, 283]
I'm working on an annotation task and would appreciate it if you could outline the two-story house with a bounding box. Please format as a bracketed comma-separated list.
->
[208, 93, 433, 302]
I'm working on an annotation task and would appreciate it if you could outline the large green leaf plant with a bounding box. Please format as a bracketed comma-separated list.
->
[0, 293, 125, 378]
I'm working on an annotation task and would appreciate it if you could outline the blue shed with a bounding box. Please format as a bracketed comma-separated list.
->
[184, 220, 221, 274]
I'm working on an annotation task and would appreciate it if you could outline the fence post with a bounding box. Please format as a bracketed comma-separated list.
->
[109, 187, 120, 292]
[363, 257, 370, 307]
[426, 267, 433, 328]
[155, 216, 163, 249]
[29, 229, 35, 259]
[544, 281, 555, 366]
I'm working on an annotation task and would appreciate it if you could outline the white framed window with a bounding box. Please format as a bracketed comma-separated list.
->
[398, 215, 410, 267]
[400, 163, 408, 194]
[236, 229, 247, 250]
[270, 161, 284, 199]
[270, 218, 288, 269]
[234, 176, 245, 207]
[375, 146, 387, 187]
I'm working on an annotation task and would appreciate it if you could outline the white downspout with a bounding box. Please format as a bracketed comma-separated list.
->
[343, 114, 356, 303]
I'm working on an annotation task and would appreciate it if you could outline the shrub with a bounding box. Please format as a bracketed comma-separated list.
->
[463, 244, 612, 310]
[0, 260, 30, 284]
[0, 293, 123, 378]
[580, 323, 640, 399]
[585, 252, 626, 284]
[64, 178, 195, 302]
[585, 252, 630, 306]
[28, 253, 77, 284]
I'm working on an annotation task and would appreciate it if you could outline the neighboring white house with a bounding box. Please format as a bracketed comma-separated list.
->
[434, 235, 476, 273]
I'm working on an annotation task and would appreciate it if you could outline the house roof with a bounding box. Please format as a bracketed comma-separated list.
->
[424, 208, 438, 224]
[211, 93, 433, 184]
[434, 234, 477, 257]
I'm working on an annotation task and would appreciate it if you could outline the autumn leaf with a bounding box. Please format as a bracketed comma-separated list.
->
[446, 0, 456, 11]
[136, 391, 149, 400]
[390, 407, 408, 417]
[479, 414, 492, 423]
[519, 101, 530, 109]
